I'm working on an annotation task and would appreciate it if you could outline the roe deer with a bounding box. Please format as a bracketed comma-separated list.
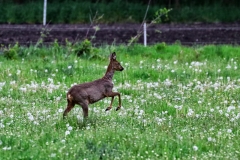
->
[63, 52, 124, 119]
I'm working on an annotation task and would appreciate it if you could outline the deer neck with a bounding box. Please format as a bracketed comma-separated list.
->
[103, 63, 114, 81]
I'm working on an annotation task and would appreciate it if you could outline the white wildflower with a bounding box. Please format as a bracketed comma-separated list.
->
[187, 108, 194, 117]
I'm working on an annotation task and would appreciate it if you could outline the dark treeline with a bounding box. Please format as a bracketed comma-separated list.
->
[1, 0, 240, 7]
[1, 0, 240, 23]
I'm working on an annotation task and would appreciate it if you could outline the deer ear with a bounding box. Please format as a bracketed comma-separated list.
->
[111, 52, 116, 60]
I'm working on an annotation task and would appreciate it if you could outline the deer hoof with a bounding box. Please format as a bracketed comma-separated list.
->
[116, 107, 121, 111]
[105, 107, 112, 111]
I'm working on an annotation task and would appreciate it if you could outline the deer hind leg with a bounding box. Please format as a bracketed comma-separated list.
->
[63, 99, 75, 119]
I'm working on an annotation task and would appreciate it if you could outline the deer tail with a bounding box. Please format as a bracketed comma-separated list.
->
[67, 93, 73, 103]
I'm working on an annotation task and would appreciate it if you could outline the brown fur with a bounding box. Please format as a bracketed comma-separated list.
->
[63, 52, 124, 119]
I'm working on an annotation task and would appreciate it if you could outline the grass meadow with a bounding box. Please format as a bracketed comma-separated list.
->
[0, 44, 240, 159]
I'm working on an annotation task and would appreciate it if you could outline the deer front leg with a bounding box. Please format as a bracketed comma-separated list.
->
[105, 92, 122, 111]
[105, 96, 115, 111]
[116, 93, 122, 111]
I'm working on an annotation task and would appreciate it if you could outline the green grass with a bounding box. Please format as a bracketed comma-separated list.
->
[0, 44, 240, 159]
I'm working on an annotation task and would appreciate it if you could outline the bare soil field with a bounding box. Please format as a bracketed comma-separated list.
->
[0, 23, 240, 46]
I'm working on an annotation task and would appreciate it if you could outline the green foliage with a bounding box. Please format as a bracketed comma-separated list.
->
[154, 8, 172, 23]
[69, 39, 103, 59]
[73, 39, 92, 57]
[155, 42, 166, 51]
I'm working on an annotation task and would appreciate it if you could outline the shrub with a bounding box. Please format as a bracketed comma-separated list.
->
[3, 43, 19, 60]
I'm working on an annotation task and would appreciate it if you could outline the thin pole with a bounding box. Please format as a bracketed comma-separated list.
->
[43, 0, 47, 25]
[143, 22, 147, 46]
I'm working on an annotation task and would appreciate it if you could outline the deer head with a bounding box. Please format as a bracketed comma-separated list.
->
[109, 52, 124, 71]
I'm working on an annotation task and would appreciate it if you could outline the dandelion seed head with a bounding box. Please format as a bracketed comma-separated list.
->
[16, 70, 21, 75]
[86, 125, 91, 130]
[226, 64, 231, 69]
[0, 123, 5, 128]
[208, 137, 212, 142]
[193, 145, 198, 151]
[50, 153, 56, 157]
[58, 108, 63, 113]
[227, 129, 232, 133]
[68, 126, 73, 131]
[2, 146, 11, 150]
[65, 130, 70, 136]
